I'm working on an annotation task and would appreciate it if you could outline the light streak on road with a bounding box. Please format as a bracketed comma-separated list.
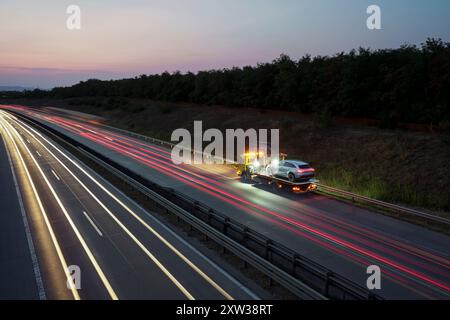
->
[0, 114, 118, 300]
[12, 117, 236, 301]
[0, 117, 80, 300]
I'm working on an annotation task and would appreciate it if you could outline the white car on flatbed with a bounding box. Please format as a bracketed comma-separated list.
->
[237, 153, 318, 193]
[269, 160, 316, 182]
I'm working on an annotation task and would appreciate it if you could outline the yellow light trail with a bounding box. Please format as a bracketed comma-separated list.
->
[8, 116, 195, 300]
[0, 117, 80, 300]
[13, 114, 234, 300]
[0, 114, 118, 300]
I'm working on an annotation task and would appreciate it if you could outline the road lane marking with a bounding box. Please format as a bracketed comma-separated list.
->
[140, 210, 259, 299]
[16, 118, 198, 300]
[0, 118, 80, 300]
[15, 118, 246, 300]
[36, 150, 41, 157]
[20, 122, 237, 300]
[0, 128, 46, 300]
[82, 211, 103, 237]
[51, 169, 60, 181]
[1, 118, 118, 300]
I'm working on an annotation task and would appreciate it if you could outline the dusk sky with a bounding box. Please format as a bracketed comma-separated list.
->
[1, 0, 449, 88]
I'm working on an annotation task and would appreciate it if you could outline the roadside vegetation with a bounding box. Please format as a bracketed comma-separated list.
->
[3, 38, 450, 129]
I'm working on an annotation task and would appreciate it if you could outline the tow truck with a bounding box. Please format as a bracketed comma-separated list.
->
[235, 151, 318, 193]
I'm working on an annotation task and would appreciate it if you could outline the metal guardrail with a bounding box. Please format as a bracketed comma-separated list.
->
[316, 184, 450, 226]
[14, 111, 382, 300]
[102, 124, 176, 148]
[102, 124, 450, 227]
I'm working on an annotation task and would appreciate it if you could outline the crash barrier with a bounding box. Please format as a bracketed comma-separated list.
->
[14, 112, 382, 300]
[317, 184, 450, 226]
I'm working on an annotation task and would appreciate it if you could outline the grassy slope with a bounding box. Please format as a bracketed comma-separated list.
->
[3, 97, 450, 213]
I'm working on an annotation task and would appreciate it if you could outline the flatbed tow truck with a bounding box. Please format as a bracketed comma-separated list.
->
[235, 151, 318, 194]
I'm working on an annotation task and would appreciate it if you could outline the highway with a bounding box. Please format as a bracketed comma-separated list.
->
[0, 109, 259, 300]
[1, 105, 450, 300]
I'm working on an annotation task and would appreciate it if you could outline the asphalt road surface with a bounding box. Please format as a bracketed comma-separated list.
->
[0, 132, 43, 299]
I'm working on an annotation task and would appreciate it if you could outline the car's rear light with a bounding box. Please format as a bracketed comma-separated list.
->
[298, 168, 315, 173]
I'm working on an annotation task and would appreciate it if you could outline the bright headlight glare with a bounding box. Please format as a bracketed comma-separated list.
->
[271, 159, 279, 167]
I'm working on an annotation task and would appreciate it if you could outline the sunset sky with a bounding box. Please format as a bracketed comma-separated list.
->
[1, 0, 449, 88]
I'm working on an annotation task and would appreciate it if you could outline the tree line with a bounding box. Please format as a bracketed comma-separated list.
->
[7, 38, 450, 126]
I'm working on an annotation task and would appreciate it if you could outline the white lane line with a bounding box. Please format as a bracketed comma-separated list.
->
[2, 118, 117, 300]
[0, 128, 46, 300]
[141, 211, 260, 299]
[82, 211, 103, 237]
[0, 119, 80, 300]
[36, 150, 41, 157]
[15, 118, 195, 300]
[51, 169, 60, 181]
[14, 118, 258, 300]
[27, 139, 31, 143]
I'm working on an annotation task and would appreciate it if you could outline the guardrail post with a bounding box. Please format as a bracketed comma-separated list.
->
[265, 240, 272, 261]
[324, 271, 333, 296]
[223, 217, 230, 234]
[207, 209, 214, 222]
[193, 201, 199, 211]
[222, 218, 230, 254]
[292, 254, 299, 275]
[242, 227, 248, 244]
